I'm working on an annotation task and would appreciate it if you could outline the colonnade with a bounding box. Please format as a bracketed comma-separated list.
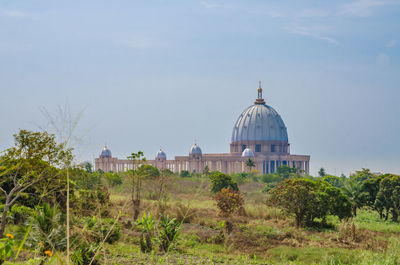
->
[95, 157, 309, 175]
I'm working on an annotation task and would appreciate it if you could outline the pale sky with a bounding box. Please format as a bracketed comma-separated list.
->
[1, 0, 399, 176]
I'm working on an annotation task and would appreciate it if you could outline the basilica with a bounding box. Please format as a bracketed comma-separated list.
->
[94, 83, 310, 175]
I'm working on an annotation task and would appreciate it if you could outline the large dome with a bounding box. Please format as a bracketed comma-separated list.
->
[100, 146, 112, 158]
[231, 84, 288, 142]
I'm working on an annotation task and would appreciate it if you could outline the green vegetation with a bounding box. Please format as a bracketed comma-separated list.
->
[1, 129, 400, 264]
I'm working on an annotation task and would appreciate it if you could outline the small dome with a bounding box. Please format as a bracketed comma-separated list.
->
[242, 148, 254, 157]
[155, 149, 167, 160]
[189, 143, 202, 155]
[100, 146, 112, 158]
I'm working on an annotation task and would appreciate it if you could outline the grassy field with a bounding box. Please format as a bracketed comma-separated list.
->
[104, 176, 400, 264]
[6, 175, 400, 264]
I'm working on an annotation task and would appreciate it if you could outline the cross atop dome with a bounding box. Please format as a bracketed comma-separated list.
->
[254, 81, 266, 105]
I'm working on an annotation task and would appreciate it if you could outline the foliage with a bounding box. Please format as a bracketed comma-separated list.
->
[21, 203, 66, 255]
[214, 188, 244, 217]
[85, 216, 121, 244]
[231, 172, 249, 185]
[84, 162, 93, 173]
[318, 168, 326, 177]
[276, 165, 299, 179]
[174, 203, 197, 223]
[136, 213, 155, 253]
[127, 151, 148, 221]
[159, 214, 182, 252]
[342, 178, 366, 217]
[0, 130, 73, 237]
[245, 159, 255, 172]
[261, 174, 284, 183]
[0, 234, 14, 265]
[202, 165, 210, 176]
[9, 204, 35, 224]
[352, 168, 375, 183]
[180, 170, 190, 178]
[323, 175, 343, 188]
[267, 178, 352, 227]
[72, 186, 111, 217]
[209, 172, 238, 193]
[71, 242, 100, 265]
[361, 174, 384, 216]
[138, 165, 160, 179]
[375, 174, 400, 222]
[262, 183, 276, 193]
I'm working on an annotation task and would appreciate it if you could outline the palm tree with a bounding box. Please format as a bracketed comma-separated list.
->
[342, 178, 364, 217]
[246, 159, 255, 172]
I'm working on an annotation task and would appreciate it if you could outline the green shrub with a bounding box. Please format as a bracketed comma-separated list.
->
[10, 204, 35, 224]
[71, 242, 100, 265]
[261, 174, 283, 183]
[180, 170, 190, 178]
[0, 234, 14, 265]
[19, 203, 66, 255]
[159, 214, 182, 252]
[267, 178, 352, 228]
[104, 172, 123, 187]
[136, 213, 155, 253]
[86, 217, 121, 244]
[209, 172, 238, 193]
[215, 188, 244, 217]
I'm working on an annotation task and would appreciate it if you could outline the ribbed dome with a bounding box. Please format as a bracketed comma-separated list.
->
[100, 146, 112, 158]
[155, 149, 167, 160]
[242, 148, 254, 157]
[189, 143, 202, 155]
[232, 104, 288, 142]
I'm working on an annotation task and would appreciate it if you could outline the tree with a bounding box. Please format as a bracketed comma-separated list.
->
[209, 172, 238, 194]
[203, 165, 210, 176]
[267, 178, 351, 228]
[323, 175, 343, 188]
[318, 168, 326, 177]
[0, 130, 72, 237]
[214, 188, 244, 217]
[342, 178, 365, 217]
[180, 170, 190, 178]
[352, 168, 374, 183]
[375, 174, 400, 221]
[127, 151, 147, 221]
[361, 174, 385, 218]
[85, 162, 93, 173]
[245, 159, 255, 172]
[276, 165, 298, 179]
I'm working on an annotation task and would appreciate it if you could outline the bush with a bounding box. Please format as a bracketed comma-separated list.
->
[159, 214, 182, 252]
[267, 178, 352, 228]
[71, 242, 101, 265]
[104, 172, 123, 187]
[209, 172, 238, 193]
[215, 188, 244, 217]
[174, 203, 197, 223]
[19, 203, 66, 254]
[261, 174, 283, 183]
[136, 213, 154, 253]
[86, 217, 121, 244]
[231, 173, 249, 185]
[10, 204, 35, 224]
[0, 234, 14, 265]
[180, 170, 190, 178]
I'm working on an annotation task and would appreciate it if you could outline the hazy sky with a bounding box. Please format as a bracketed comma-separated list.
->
[1, 0, 399, 176]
